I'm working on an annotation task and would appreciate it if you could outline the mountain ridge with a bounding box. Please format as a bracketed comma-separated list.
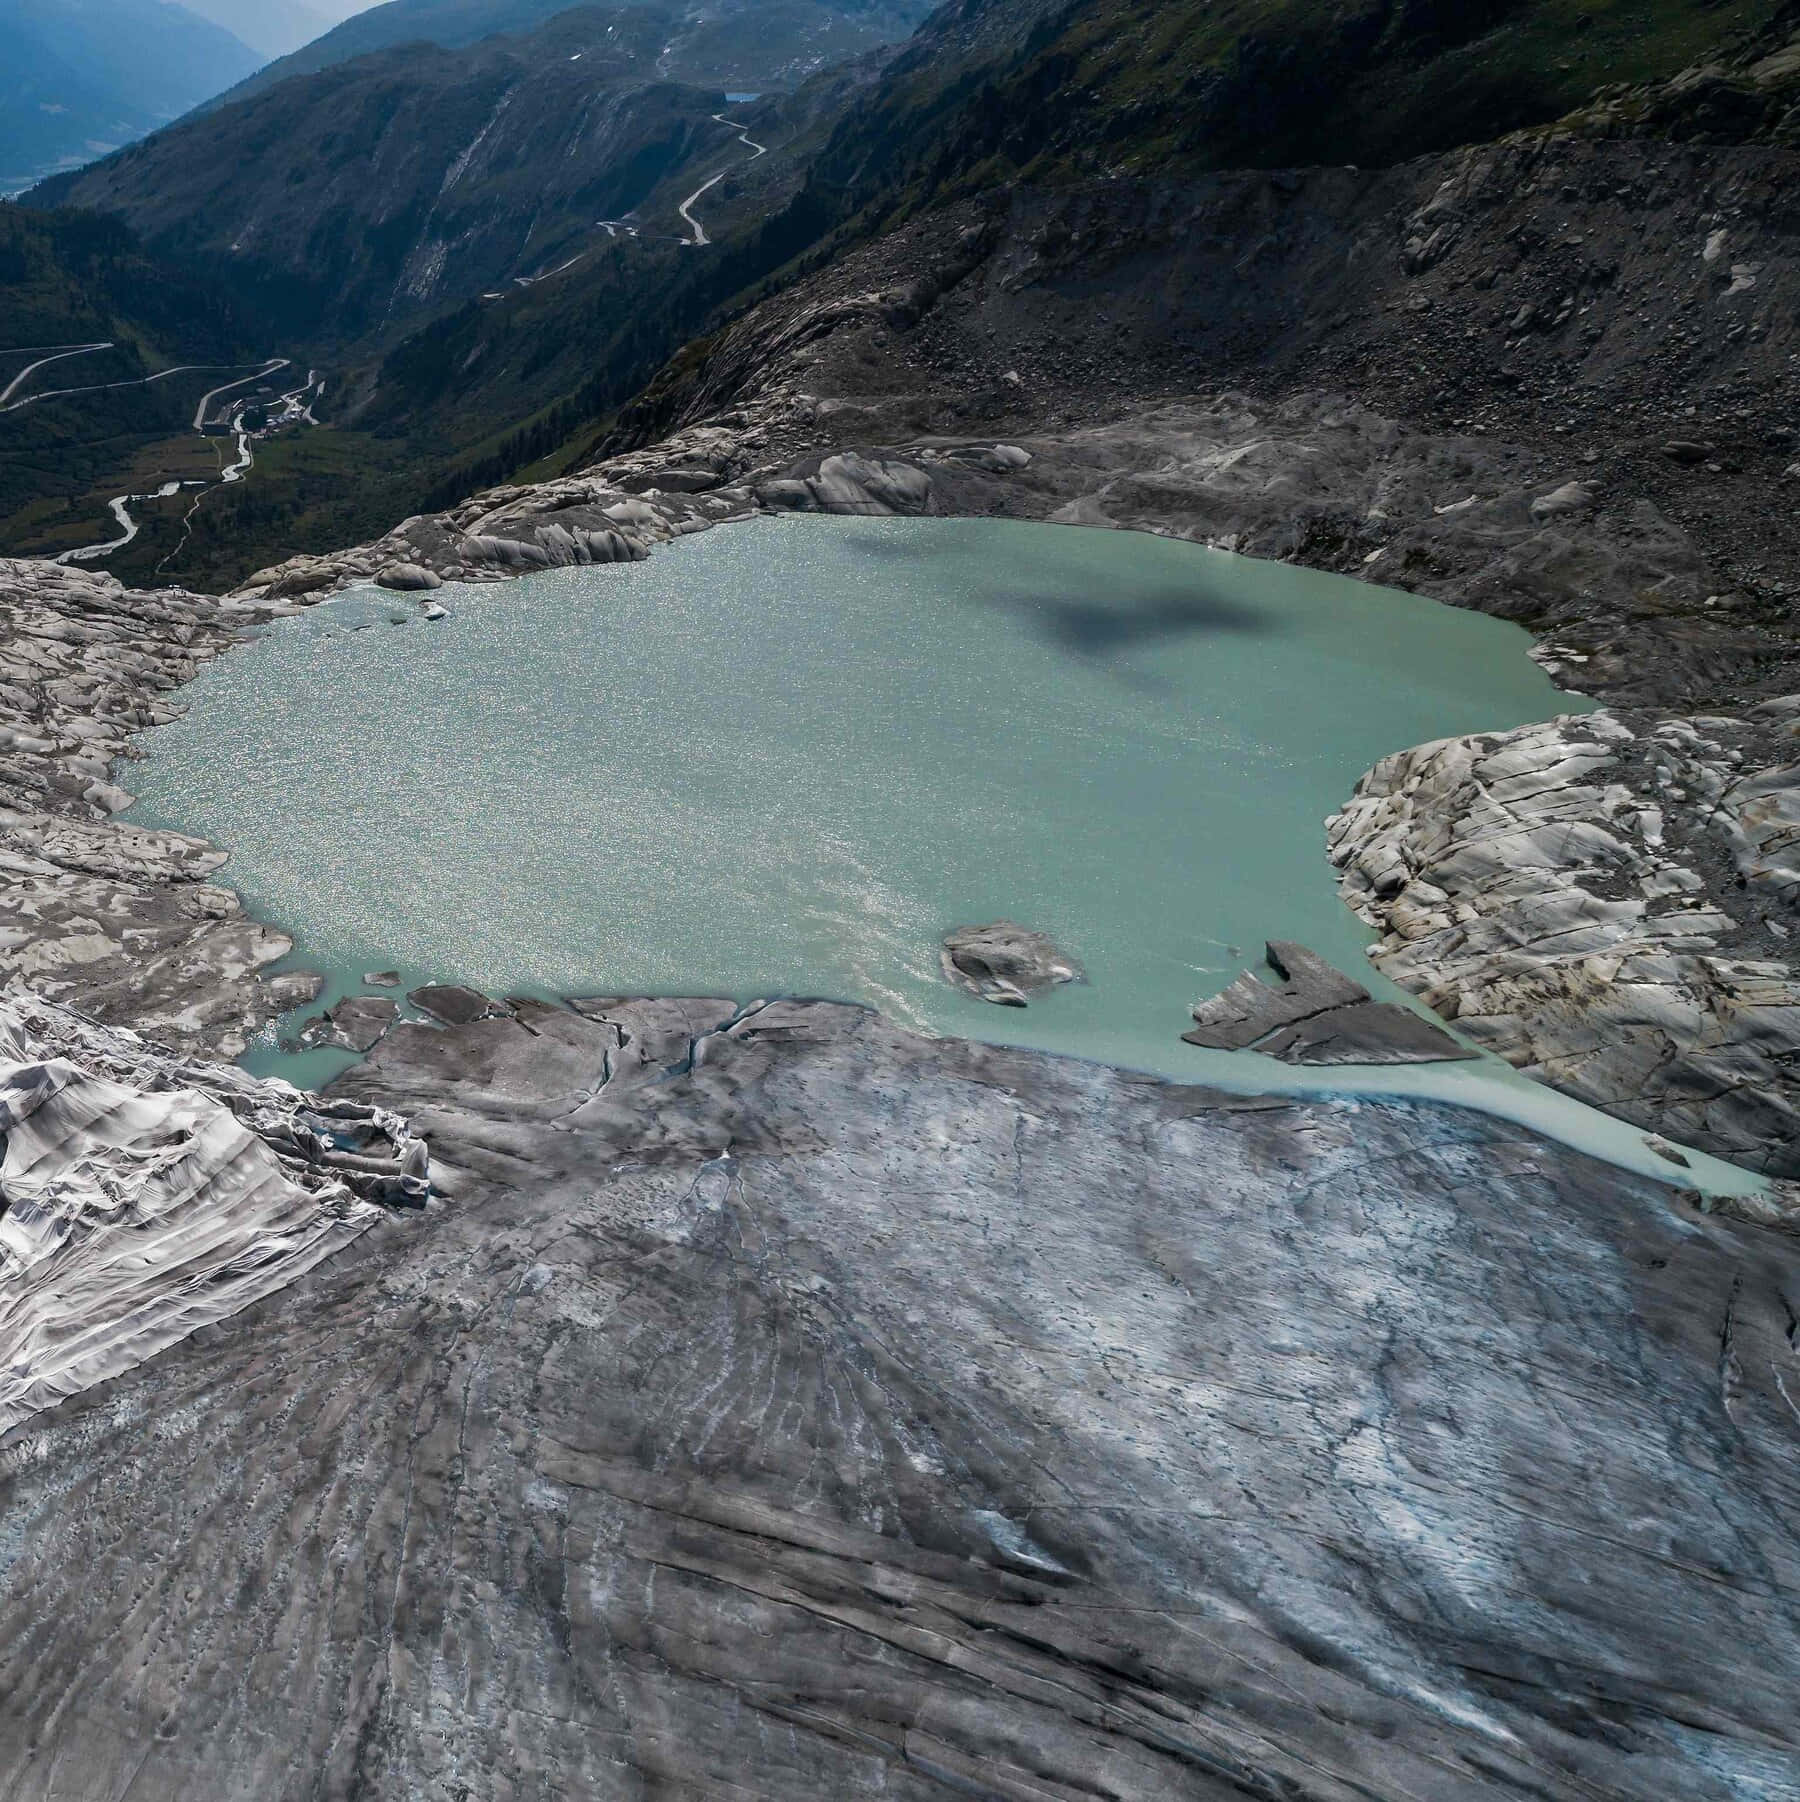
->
[27, 0, 934, 346]
[211, 0, 935, 107]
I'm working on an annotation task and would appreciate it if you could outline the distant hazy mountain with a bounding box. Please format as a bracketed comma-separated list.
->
[178, 0, 331, 57]
[179, 0, 381, 58]
[0, 0, 263, 192]
[219, 0, 932, 104]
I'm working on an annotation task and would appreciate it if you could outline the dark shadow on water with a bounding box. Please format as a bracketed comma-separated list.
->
[1016, 586, 1273, 657]
[979, 584, 1278, 696]
[839, 527, 1280, 683]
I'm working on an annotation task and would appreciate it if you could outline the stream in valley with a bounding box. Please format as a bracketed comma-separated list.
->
[121, 514, 1769, 1199]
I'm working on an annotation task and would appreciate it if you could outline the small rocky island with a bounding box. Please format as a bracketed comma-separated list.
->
[940, 919, 1082, 1006]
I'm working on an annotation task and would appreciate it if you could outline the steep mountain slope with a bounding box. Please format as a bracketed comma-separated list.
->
[65, 54, 889, 588]
[217, 0, 936, 103]
[29, 4, 920, 345]
[0, 0, 264, 194]
[340, 0, 1800, 484]
[5, 7, 903, 584]
[16, 0, 1800, 595]
[804, 0, 1795, 215]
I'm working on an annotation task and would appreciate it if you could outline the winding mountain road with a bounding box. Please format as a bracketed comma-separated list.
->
[0, 357, 276, 417]
[676, 113, 769, 248]
[0, 342, 113, 405]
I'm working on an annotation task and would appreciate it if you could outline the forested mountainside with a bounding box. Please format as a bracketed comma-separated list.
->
[0, 0, 262, 193]
[0, 205, 244, 353]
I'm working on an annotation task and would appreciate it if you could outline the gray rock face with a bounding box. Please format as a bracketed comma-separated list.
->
[759, 449, 935, 516]
[0, 998, 1796, 1797]
[1184, 939, 1476, 1063]
[0, 558, 317, 1058]
[1329, 709, 1800, 1173]
[0, 991, 424, 1439]
[235, 485, 696, 604]
[940, 919, 1081, 1006]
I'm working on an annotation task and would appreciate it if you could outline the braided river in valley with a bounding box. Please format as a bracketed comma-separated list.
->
[124, 515, 1768, 1197]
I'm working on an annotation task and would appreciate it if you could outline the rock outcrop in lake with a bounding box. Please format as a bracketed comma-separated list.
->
[940, 920, 1080, 1007]
[1330, 706, 1800, 1176]
[1, 996, 1796, 1796]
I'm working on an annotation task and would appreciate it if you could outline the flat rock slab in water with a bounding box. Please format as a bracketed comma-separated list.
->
[407, 983, 513, 1026]
[941, 920, 1081, 1006]
[296, 995, 400, 1053]
[1185, 939, 1475, 1063]
[1, 1000, 1793, 1797]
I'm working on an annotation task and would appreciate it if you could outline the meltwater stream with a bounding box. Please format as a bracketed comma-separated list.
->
[124, 515, 1768, 1199]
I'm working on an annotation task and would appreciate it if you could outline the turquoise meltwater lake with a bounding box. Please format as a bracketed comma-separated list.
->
[121, 514, 1771, 1199]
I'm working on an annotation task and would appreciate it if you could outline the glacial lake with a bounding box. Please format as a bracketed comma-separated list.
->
[124, 515, 1768, 1198]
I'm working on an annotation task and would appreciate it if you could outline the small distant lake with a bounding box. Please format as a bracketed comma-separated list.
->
[129, 515, 1585, 1069]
